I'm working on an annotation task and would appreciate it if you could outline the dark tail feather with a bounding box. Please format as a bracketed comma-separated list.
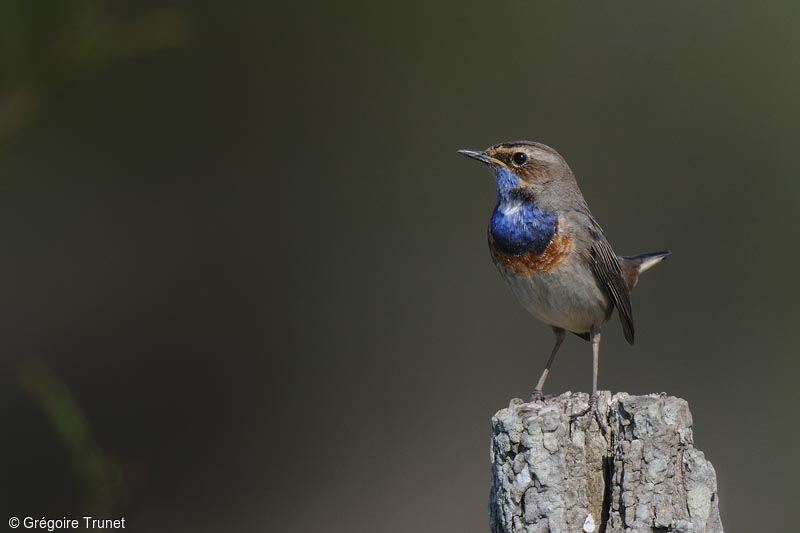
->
[619, 250, 671, 290]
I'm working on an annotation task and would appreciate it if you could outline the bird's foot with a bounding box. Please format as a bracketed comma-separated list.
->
[530, 389, 545, 403]
[570, 393, 608, 435]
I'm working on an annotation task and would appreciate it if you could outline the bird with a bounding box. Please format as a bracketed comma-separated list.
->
[458, 141, 669, 424]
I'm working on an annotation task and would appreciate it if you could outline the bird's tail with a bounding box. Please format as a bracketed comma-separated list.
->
[619, 250, 671, 290]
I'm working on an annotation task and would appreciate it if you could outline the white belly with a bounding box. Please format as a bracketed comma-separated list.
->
[499, 260, 610, 333]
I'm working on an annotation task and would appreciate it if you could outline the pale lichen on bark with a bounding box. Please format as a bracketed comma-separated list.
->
[489, 392, 723, 533]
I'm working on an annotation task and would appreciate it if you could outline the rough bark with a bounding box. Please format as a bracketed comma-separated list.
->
[489, 392, 723, 533]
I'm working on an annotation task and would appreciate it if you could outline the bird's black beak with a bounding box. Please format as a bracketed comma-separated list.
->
[458, 149, 494, 165]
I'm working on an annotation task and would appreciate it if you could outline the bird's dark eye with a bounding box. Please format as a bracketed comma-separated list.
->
[512, 152, 527, 166]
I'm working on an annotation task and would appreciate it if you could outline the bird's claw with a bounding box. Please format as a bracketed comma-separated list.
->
[530, 389, 545, 403]
[570, 393, 608, 435]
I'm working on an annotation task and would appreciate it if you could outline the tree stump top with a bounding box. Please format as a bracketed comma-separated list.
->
[489, 392, 723, 533]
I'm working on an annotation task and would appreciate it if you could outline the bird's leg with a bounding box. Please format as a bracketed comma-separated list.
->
[530, 327, 565, 402]
[589, 327, 609, 433]
[571, 326, 608, 434]
[591, 326, 600, 398]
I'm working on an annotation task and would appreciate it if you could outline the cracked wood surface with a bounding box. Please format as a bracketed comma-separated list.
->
[489, 392, 723, 533]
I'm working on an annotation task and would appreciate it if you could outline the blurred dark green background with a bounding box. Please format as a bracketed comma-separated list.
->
[1, 1, 798, 531]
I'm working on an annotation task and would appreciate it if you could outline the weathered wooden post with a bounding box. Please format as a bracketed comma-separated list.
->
[489, 392, 723, 533]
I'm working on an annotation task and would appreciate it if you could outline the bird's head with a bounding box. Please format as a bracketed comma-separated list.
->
[458, 141, 566, 200]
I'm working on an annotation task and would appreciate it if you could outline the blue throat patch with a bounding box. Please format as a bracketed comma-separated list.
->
[489, 166, 558, 255]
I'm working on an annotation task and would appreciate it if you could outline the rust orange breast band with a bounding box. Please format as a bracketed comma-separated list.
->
[491, 233, 573, 274]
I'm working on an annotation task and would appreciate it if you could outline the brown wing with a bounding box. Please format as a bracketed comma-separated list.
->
[588, 230, 635, 345]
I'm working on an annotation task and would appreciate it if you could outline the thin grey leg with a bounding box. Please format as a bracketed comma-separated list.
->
[591, 325, 601, 397]
[532, 327, 566, 400]
[590, 325, 607, 433]
[571, 325, 608, 434]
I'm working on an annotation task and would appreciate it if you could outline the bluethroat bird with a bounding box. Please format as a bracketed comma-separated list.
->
[459, 141, 669, 424]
